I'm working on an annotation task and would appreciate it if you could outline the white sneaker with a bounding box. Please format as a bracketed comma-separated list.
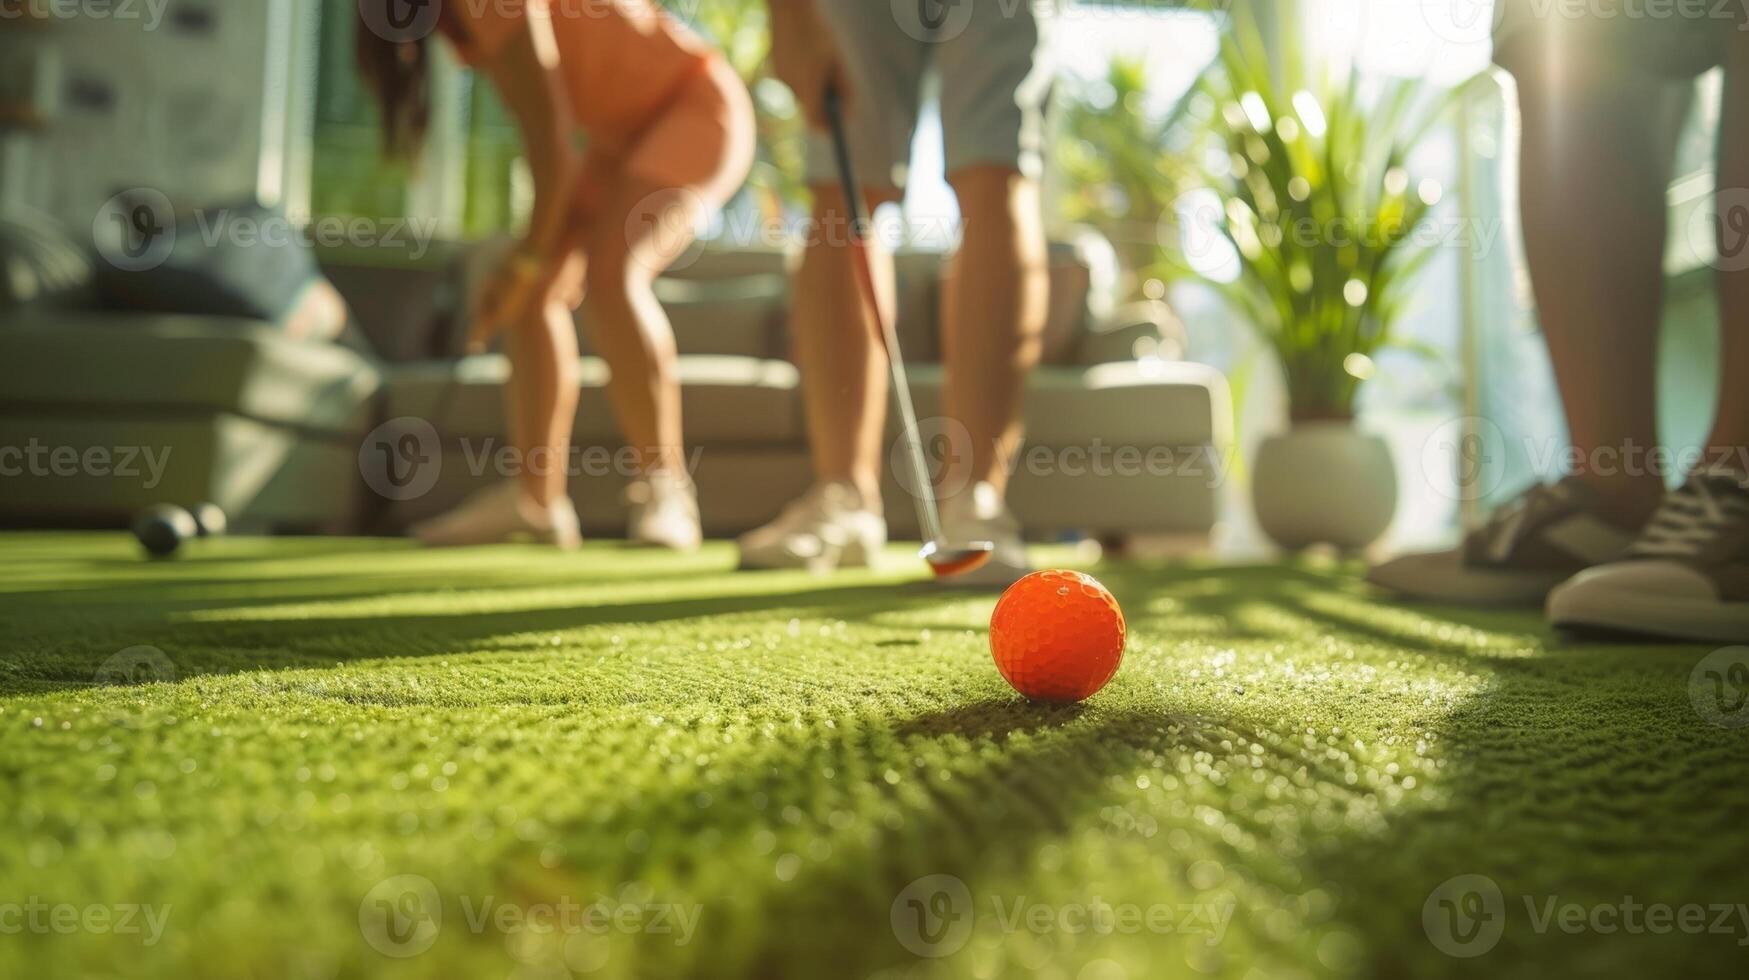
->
[625, 470, 702, 552]
[410, 480, 581, 550]
[737, 481, 886, 572]
[1548, 466, 1749, 642]
[936, 481, 1032, 589]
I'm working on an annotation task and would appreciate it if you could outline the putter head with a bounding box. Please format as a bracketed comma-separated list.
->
[920, 540, 996, 579]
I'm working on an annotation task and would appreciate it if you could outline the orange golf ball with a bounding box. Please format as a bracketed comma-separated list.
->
[989, 570, 1126, 703]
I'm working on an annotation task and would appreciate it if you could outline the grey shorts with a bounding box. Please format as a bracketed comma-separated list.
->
[805, 0, 1057, 190]
[1494, 0, 1740, 78]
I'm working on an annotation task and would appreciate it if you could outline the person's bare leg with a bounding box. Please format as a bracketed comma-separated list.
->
[503, 285, 582, 508]
[940, 165, 1048, 499]
[792, 183, 902, 504]
[580, 179, 702, 477]
[407, 250, 581, 547]
[1709, 33, 1749, 460]
[1512, 54, 1689, 527]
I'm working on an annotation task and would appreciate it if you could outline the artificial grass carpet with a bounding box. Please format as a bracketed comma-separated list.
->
[0, 533, 1744, 979]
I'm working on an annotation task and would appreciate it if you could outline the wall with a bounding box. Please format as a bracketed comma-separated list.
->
[0, 0, 316, 231]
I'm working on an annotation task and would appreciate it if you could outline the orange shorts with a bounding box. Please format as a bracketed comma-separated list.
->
[573, 56, 755, 220]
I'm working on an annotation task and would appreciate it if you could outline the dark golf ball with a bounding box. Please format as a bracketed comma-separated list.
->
[132, 504, 198, 559]
[190, 502, 227, 537]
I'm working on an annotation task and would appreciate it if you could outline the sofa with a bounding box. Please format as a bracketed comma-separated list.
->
[1, 223, 1231, 544]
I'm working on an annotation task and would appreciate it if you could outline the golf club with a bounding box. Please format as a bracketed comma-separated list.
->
[823, 83, 993, 579]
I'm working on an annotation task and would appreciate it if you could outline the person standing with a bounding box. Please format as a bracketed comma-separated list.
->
[1370, 3, 1749, 642]
[738, 0, 1057, 585]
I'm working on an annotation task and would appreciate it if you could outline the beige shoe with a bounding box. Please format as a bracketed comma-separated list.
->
[409, 481, 581, 550]
[625, 471, 702, 552]
[1367, 478, 1635, 605]
[736, 482, 886, 572]
[935, 482, 1033, 589]
[1549, 466, 1749, 642]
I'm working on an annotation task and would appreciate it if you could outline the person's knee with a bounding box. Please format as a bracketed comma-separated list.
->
[582, 247, 648, 316]
[582, 285, 637, 335]
[949, 166, 1040, 221]
[947, 165, 1045, 263]
[500, 303, 583, 382]
[583, 255, 673, 349]
[504, 299, 575, 339]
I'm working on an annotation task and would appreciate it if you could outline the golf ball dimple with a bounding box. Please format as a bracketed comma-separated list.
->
[989, 570, 1126, 703]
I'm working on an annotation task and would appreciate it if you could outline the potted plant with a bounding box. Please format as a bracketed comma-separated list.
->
[1165, 10, 1457, 550]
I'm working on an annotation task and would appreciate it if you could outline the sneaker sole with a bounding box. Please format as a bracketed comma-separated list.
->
[628, 532, 701, 553]
[1548, 585, 1749, 644]
[1365, 565, 1568, 607]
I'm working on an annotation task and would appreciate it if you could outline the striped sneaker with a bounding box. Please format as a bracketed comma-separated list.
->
[1548, 466, 1749, 642]
[1367, 478, 1636, 605]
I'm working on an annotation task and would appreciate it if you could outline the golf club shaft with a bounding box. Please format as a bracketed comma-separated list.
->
[823, 84, 945, 546]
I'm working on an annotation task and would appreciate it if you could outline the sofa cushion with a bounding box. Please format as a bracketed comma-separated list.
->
[662, 245, 793, 281]
[93, 199, 326, 326]
[385, 354, 803, 446]
[0, 413, 361, 532]
[379, 232, 1126, 368]
[1075, 300, 1187, 365]
[426, 240, 792, 362]
[892, 250, 943, 363]
[892, 359, 1228, 448]
[768, 249, 943, 363]
[629, 274, 786, 359]
[322, 260, 463, 362]
[778, 236, 1118, 366]
[0, 314, 380, 435]
[1041, 231, 1121, 364]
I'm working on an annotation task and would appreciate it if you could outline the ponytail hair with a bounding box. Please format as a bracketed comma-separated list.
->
[354, 5, 434, 161]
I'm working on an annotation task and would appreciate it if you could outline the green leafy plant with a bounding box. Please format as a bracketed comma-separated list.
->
[1055, 55, 1187, 297]
[681, 0, 807, 221]
[1167, 9, 1461, 421]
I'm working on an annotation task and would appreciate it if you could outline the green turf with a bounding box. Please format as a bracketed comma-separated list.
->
[1, 533, 1744, 979]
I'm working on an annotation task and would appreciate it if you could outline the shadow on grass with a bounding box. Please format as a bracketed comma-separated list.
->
[1095, 563, 1748, 977]
[7, 540, 1747, 977]
[0, 569, 972, 696]
[563, 562, 1742, 978]
[1291, 600, 1746, 978]
[486, 702, 1220, 979]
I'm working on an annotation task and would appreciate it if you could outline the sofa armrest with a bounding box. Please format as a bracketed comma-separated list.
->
[1073, 300, 1189, 365]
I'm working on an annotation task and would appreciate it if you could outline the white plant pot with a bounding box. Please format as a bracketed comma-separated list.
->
[1252, 422, 1397, 552]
